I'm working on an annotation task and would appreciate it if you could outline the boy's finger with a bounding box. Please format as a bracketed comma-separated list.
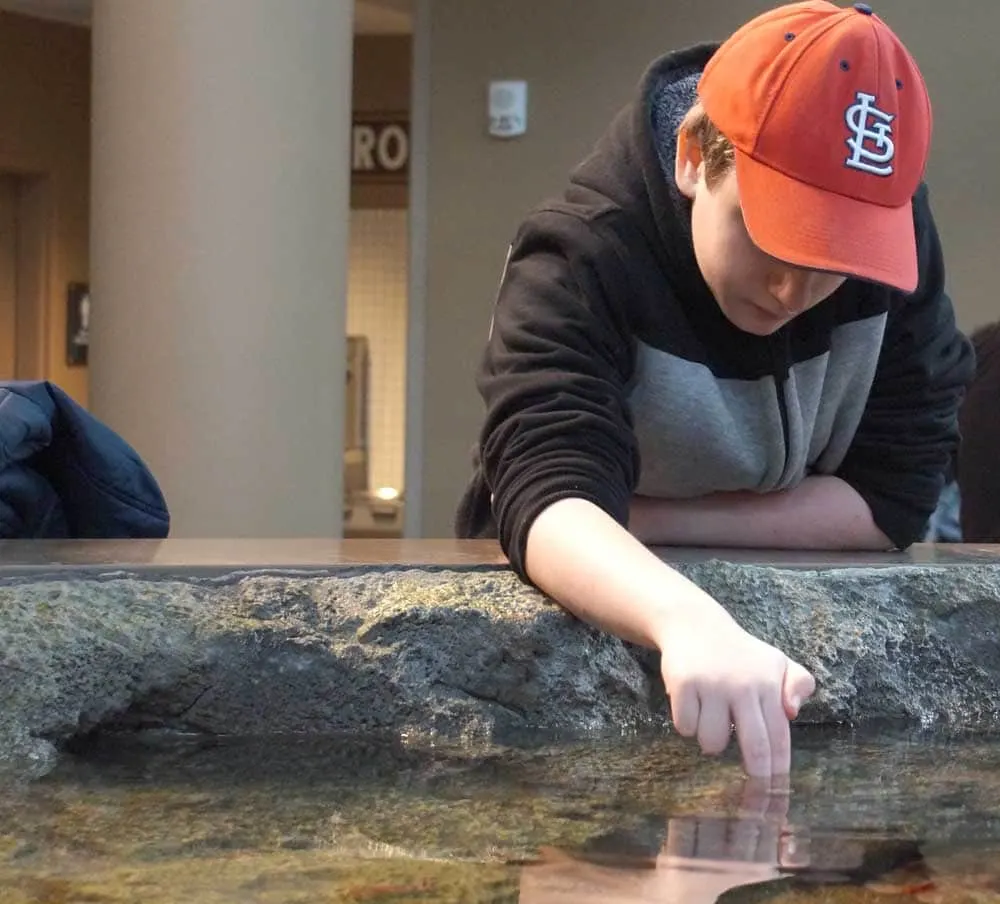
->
[762, 689, 792, 775]
[668, 682, 700, 738]
[782, 661, 816, 719]
[733, 697, 771, 777]
[697, 694, 733, 756]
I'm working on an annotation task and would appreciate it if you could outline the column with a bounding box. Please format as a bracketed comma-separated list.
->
[88, 0, 353, 538]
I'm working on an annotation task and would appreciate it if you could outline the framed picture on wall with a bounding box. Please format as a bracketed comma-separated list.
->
[66, 281, 90, 366]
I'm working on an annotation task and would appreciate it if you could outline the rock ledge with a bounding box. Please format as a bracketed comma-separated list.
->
[2, 560, 1000, 775]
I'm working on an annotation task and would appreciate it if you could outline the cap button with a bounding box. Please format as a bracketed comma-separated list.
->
[853, 2, 873, 13]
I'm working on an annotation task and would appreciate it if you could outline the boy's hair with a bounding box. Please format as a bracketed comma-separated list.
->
[678, 100, 735, 190]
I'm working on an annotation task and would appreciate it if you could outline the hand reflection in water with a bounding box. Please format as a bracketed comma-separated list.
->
[518, 778, 811, 904]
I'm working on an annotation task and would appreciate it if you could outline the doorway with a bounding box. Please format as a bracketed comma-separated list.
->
[0, 172, 48, 382]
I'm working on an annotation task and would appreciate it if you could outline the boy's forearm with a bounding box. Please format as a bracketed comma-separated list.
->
[524, 498, 732, 652]
[629, 476, 893, 551]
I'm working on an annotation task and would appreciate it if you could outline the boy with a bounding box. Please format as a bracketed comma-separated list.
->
[456, 1, 974, 777]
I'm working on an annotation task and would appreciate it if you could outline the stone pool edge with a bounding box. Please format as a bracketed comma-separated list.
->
[2, 551, 1000, 782]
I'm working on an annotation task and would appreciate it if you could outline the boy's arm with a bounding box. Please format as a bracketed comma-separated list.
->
[631, 186, 972, 554]
[478, 211, 815, 777]
[526, 497, 817, 778]
[629, 476, 892, 550]
[475, 208, 641, 578]
[832, 185, 974, 549]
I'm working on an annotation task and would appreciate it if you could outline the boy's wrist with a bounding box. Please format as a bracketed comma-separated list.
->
[639, 570, 735, 652]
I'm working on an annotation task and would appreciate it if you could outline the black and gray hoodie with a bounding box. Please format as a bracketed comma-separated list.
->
[455, 42, 974, 579]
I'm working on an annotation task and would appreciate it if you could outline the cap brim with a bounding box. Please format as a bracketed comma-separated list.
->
[734, 150, 919, 294]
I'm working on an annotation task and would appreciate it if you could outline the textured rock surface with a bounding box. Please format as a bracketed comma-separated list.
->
[2, 561, 1000, 773]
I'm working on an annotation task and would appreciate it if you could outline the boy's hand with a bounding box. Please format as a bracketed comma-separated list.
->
[656, 610, 816, 777]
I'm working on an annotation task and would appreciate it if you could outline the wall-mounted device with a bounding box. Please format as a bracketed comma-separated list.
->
[488, 80, 528, 138]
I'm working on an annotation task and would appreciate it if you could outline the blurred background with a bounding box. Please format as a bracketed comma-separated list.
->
[0, 0, 993, 540]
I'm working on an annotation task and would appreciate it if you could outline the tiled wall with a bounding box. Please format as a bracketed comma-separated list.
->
[346, 207, 408, 496]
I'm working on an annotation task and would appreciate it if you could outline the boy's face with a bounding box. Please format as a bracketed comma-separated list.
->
[675, 146, 846, 336]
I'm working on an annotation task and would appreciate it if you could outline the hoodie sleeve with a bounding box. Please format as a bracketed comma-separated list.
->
[835, 185, 975, 549]
[475, 207, 641, 580]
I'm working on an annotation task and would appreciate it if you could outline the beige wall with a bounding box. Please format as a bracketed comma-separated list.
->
[413, 0, 1000, 537]
[882, 0, 1000, 330]
[0, 11, 90, 404]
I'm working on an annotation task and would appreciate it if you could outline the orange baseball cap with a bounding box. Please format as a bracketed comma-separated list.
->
[698, 1, 932, 294]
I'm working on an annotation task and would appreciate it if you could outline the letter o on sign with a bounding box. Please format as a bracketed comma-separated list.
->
[377, 125, 408, 172]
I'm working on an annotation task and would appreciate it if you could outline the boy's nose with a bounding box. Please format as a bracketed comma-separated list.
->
[767, 267, 844, 315]
[767, 269, 815, 315]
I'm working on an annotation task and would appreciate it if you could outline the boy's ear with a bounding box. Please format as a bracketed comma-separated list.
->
[675, 130, 704, 200]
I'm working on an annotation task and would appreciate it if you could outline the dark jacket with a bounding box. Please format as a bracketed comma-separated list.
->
[0, 380, 169, 539]
[958, 323, 1000, 542]
[455, 44, 974, 579]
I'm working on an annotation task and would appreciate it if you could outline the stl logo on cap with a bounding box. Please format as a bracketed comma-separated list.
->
[845, 91, 895, 177]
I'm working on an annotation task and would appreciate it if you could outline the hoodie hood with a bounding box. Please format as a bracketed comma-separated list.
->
[569, 44, 718, 216]
[564, 42, 730, 333]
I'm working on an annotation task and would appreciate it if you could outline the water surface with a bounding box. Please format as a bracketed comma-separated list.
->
[2, 725, 999, 902]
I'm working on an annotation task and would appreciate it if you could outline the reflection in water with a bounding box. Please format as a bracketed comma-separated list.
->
[516, 778, 934, 903]
[2, 727, 1000, 902]
[518, 778, 801, 903]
